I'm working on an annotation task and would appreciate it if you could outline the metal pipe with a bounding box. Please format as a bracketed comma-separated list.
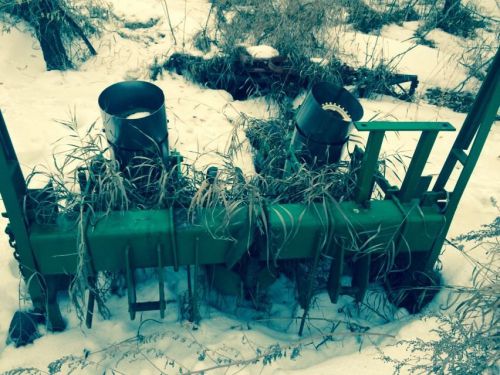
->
[293, 82, 363, 166]
[98, 80, 169, 167]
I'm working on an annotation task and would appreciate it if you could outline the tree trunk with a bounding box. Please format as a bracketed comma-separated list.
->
[4, 0, 99, 70]
[35, 0, 73, 70]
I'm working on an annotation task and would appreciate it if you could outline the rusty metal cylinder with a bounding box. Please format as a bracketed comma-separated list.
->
[98, 80, 169, 168]
[293, 82, 363, 166]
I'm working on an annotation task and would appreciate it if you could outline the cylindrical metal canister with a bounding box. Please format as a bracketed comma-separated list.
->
[98, 81, 169, 167]
[293, 82, 363, 166]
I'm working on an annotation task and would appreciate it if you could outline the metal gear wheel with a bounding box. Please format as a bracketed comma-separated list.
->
[321, 102, 351, 122]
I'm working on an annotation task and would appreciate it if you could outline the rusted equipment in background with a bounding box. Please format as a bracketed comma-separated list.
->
[161, 51, 420, 101]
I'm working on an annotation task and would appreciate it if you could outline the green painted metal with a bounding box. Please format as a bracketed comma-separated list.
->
[353, 121, 457, 204]
[123, 243, 166, 320]
[398, 131, 439, 202]
[354, 130, 385, 204]
[352, 253, 371, 301]
[0, 50, 498, 331]
[326, 240, 344, 303]
[355, 121, 455, 132]
[29, 207, 252, 274]
[0, 115, 480, 331]
[298, 221, 327, 336]
[427, 47, 500, 270]
[266, 201, 407, 259]
[0, 111, 65, 331]
[22, 200, 444, 272]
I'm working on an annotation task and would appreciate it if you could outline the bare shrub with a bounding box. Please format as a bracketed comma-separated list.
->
[382, 215, 500, 374]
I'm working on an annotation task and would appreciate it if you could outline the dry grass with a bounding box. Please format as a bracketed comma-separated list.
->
[382, 218, 500, 374]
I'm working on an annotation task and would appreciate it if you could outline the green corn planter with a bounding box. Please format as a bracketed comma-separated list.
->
[1, 49, 499, 342]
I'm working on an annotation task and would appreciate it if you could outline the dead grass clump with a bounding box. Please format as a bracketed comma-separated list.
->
[415, 0, 488, 40]
[213, 0, 341, 58]
[180, 0, 348, 100]
[425, 87, 476, 113]
[382, 215, 500, 374]
[346, 0, 419, 34]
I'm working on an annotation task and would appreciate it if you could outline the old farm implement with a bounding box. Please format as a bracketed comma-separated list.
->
[1, 50, 498, 346]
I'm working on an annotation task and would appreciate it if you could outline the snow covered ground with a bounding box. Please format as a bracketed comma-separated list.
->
[0, 0, 498, 373]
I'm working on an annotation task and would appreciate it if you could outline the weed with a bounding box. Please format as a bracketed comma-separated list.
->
[382, 216, 500, 374]
[425, 87, 476, 113]
[415, 0, 488, 40]
[346, 0, 419, 34]
[156, 0, 421, 102]
[453, 199, 500, 243]
[3, 318, 394, 374]
[436, 1, 486, 39]
[192, 29, 211, 53]
[413, 29, 436, 48]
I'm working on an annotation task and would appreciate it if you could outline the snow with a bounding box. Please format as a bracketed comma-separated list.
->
[126, 111, 151, 119]
[246, 45, 280, 59]
[0, 0, 498, 373]
[338, 26, 480, 93]
[467, 0, 500, 15]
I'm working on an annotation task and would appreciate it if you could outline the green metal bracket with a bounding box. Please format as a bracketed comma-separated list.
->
[354, 130, 385, 204]
[186, 236, 200, 323]
[352, 253, 371, 301]
[353, 121, 455, 205]
[326, 243, 345, 303]
[125, 243, 166, 320]
[354, 121, 455, 132]
[398, 131, 438, 202]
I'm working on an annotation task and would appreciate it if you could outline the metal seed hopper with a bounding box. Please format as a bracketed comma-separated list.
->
[1, 50, 498, 345]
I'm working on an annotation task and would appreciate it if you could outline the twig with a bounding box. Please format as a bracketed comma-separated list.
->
[161, 0, 177, 45]
[182, 0, 187, 49]
[186, 330, 395, 374]
[203, 2, 214, 38]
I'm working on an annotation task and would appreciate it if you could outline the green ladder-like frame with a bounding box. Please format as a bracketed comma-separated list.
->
[427, 48, 500, 270]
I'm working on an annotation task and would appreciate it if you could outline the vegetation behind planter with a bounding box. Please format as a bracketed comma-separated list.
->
[1, 0, 109, 70]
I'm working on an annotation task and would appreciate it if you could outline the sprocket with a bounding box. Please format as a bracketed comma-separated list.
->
[321, 102, 351, 122]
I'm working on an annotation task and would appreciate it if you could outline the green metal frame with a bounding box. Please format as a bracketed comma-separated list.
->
[427, 48, 500, 270]
[1, 48, 498, 333]
[353, 121, 455, 205]
[0, 111, 65, 330]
